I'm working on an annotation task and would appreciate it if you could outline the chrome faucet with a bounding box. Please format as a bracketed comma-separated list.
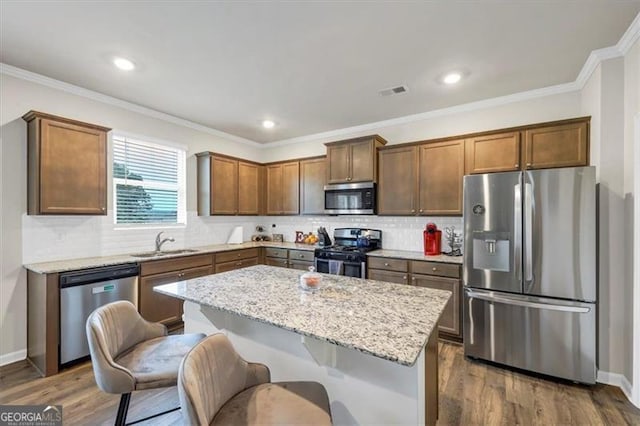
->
[155, 231, 175, 252]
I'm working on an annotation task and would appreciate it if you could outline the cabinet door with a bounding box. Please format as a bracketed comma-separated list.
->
[39, 118, 107, 214]
[282, 162, 300, 215]
[300, 158, 326, 215]
[411, 274, 461, 337]
[266, 164, 283, 214]
[238, 161, 260, 215]
[266, 257, 289, 268]
[378, 146, 416, 215]
[326, 144, 351, 183]
[465, 132, 521, 174]
[215, 257, 259, 273]
[524, 121, 588, 169]
[368, 269, 409, 285]
[211, 156, 238, 214]
[418, 140, 464, 215]
[349, 140, 375, 182]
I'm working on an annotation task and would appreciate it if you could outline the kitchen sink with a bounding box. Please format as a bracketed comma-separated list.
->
[130, 249, 199, 258]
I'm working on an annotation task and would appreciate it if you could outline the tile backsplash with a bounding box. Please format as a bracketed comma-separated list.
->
[23, 212, 463, 263]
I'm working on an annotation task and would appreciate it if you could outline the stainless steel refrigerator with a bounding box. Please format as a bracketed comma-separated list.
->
[463, 166, 596, 383]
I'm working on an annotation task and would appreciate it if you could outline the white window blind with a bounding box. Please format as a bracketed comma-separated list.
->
[113, 135, 186, 225]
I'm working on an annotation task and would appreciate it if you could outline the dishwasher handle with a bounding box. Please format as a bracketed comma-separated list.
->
[60, 264, 139, 288]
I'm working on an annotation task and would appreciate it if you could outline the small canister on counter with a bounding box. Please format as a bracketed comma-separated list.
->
[424, 222, 442, 255]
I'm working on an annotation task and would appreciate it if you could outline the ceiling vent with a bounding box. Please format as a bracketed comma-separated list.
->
[379, 85, 409, 97]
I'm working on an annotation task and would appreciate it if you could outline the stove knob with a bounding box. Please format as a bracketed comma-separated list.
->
[347, 254, 355, 262]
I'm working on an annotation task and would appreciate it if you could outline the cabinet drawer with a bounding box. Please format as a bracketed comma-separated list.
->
[289, 260, 314, 271]
[215, 257, 258, 273]
[368, 269, 409, 285]
[216, 248, 260, 263]
[266, 257, 289, 268]
[265, 247, 288, 258]
[367, 257, 408, 272]
[288, 250, 314, 262]
[411, 274, 460, 337]
[140, 254, 213, 276]
[411, 261, 460, 278]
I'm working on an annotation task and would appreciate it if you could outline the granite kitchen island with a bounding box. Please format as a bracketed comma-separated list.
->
[155, 265, 451, 425]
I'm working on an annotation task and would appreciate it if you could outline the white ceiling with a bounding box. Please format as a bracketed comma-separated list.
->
[1, 1, 639, 143]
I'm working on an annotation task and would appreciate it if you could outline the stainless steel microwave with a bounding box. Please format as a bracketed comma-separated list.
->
[324, 182, 376, 215]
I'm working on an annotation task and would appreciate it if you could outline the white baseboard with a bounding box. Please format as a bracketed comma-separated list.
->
[597, 370, 637, 408]
[0, 349, 27, 367]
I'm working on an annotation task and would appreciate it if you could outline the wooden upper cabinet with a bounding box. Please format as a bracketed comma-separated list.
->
[282, 162, 300, 214]
[23, 111, 109, 215]
[197, 152, 262, 216]
[378, 146, 417, 215]
[300, 157, 326, 215]
[325, 135, 387, 184]
[238, 161, 261, 215]
[266, 161, 299, 215]
[418, 139, 464, 215]
[465, 132, 521, 175]
[524, 120, 588, 169]
[211, 156, 238, 215]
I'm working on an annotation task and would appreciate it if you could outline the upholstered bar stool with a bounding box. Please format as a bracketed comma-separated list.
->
[178, 333, 332, 425]
[86, 300, 205, 426]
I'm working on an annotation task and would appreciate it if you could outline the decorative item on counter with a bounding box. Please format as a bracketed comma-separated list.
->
[295, 231, 305, 243]
[295, 231, 319, 244]
[272, 233, 284, 242]
[300, 266, 323, 290]
[251, 225, 271, 242]
[226, 226, 243, 244]
[443, 226, 463, 256]
[423, 222, 442, 255]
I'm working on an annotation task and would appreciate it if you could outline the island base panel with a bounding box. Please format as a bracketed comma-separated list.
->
[184, 301, 438, 425]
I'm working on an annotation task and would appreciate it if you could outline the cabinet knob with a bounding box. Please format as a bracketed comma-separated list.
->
[403, 275, 407, 280]
[515, 164, 519, 168]
[101, 207, 106, 211]
[411, 209, 416, 213]
[526, 163, 532, 168]
[237, 253, 241, 257]
[283, 260, 288, 264]
[432, 267, 438, 271]
[299, 254, 304, 258]
[236, 262, 242, 266]
[384, 262, 390, 266]
[411, 276, 416, 282]
[419, 209, 424, 213]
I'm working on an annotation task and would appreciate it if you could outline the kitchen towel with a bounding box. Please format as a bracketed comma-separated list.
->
[226, 226, 243, 244]
[328, 260, 344, 275]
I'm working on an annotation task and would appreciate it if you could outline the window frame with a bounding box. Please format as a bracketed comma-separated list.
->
[111, 131, 187, 229]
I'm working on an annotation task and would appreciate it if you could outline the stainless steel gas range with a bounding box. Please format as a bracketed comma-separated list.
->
[314, 228, 382, 278]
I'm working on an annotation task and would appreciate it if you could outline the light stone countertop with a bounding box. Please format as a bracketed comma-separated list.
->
[24, 241, 317, 274]
[367, 249, 464, 264]
[155, 264, 451, 366]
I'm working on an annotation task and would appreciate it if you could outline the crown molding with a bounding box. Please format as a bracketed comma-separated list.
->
[0, 63, 262, 148]
[618, 11, 640, 55]
[267, 81, 580, 147]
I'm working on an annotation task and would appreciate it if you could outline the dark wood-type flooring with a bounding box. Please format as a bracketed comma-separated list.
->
[1, 342, 638, 425]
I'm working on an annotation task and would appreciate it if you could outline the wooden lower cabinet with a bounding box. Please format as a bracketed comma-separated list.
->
[215, 248, 260, 273]
[368, 256, 462, 341]
[264, 248, 314, 271]
[411, 274, 460, 337]
[140, 265, 212, 325]
[139, 253, 214, 327]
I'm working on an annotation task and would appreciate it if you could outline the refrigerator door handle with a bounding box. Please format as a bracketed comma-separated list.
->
[466, 289, 591, 313]
[514, 183, 522, 281]
[524, 182, 534, 284]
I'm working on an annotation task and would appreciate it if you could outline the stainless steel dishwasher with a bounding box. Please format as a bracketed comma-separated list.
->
[59, 264, 139, 366]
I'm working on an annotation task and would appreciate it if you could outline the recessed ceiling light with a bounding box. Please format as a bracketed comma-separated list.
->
[113, 57, 135, 71]
[262, 120, 275, 129]
[443, 72, 462, 85]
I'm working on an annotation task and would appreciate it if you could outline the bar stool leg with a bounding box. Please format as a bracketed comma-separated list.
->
[115, 393, 131, 426]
